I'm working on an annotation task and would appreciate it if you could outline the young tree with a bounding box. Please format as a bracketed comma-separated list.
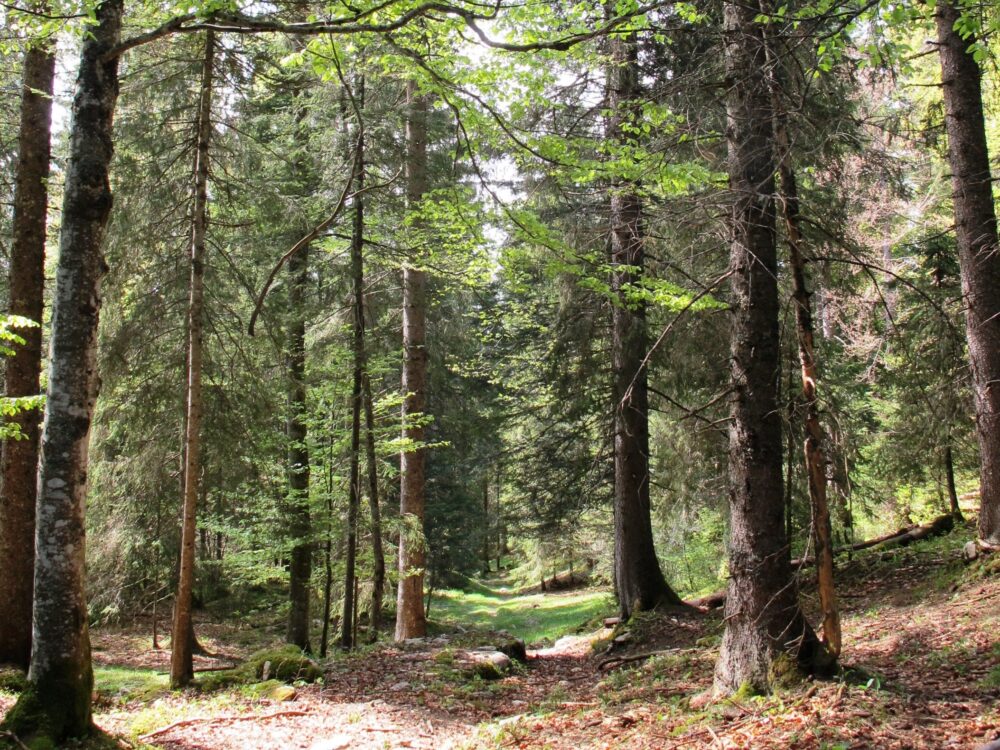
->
[0, 17, 56, 670]
[713, 0, 829, 695]
[396, 80, 429, 640]
[934, 0, 1000, 546]
[171, 29, 215, 688]
[606, 27, 683, 619]
[1, 0, 124, 739]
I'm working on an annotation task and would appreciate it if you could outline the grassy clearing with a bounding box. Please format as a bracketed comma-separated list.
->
[429, 585, 614, 645]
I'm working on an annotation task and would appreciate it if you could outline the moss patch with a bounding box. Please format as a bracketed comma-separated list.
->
[196, 646, 322, 692]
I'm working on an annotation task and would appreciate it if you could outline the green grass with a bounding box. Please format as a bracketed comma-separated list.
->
[429, 585, 614, 645]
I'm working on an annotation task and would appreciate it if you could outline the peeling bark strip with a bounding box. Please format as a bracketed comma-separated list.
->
[714, 0, 825, 696]
[0, 26, 56, 670]
[606, 27, 682, 620]
[3, 0, 124, 740]
[396, 80, 429, 641]
[935, 0, 1000, 546]
[763, 27, 841, 659]
[171, 30, 215, 688]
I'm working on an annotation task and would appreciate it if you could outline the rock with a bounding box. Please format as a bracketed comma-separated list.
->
[390, 681, 411, 691]
[268, 685, 297, 701]
[964, 540, 980, 562]
[603, 617, 621, 628]
[462, 650, 513, 680]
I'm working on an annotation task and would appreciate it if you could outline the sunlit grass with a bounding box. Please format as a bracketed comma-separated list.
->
[429, 585, 614, 645]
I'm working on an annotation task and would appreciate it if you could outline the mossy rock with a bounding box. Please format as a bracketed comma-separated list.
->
[196, 646, 322, 692]
[246, 646, 323, 683]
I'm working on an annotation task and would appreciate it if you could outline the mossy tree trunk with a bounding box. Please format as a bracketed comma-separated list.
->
[1, 0, 123, 740]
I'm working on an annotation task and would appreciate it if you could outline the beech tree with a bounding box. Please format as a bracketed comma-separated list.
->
[1, 0, 124, 739]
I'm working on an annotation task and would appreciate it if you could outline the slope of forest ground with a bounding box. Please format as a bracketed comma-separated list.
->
[1, 526, 998, 750]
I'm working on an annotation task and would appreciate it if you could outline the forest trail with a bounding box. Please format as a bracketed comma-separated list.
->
[4, 532, 997, 749]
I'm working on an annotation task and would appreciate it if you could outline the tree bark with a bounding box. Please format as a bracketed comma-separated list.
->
[342, 102, 366, 650]
[363, 371, 385, 639]
[606, 28, 682, 620]
[0, 22, 55, 671]
[171, 30, 215, 688]
[285, 242, 312, 653]
[945, 443, 963, 520]
[714, 0, 828, 696]
[396, 80, 429, 641]
[765, 27, 841, 659]
[935, 0, 1000, 545]
[0, 0, 123, 739]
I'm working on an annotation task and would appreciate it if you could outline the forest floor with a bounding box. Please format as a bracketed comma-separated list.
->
[2, 526, 999, 750]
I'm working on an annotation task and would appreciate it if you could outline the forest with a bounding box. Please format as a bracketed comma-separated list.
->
[0, 0, 999, 747]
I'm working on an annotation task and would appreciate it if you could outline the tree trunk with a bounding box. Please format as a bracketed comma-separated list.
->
[0, 24, 56, 671]
[1, 0, 123, 739]
[935, 0, 1000, 545]
[363, 374, 385, 639]
[765, 28, 841, 659]
[285, 242, 312, 653]
[396, 80, 429, 641]
[944, 443, 963, 520]
[171, 30, 214, 688]
[714, 0, 828, 696]
[606, 27, 682, 620]
[342, 106, 366, 650]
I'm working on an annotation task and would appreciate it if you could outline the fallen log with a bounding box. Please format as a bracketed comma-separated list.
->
[686, 513, 956, 610]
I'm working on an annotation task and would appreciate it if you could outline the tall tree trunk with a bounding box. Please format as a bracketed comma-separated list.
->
[0, 22, 56, 671]
[935, 0, 1000, 545]
[342, 102, 366, 650]
[170, 30, 215, 688]
[363, 372, 385, 639]
[0, 0, 123, 739]
[713, 0, 828, 696]
[765, 29, 841, 659]
[606, 28, 682, 620]
[396, 80, 429, 641]
[285, 242, 312, 652]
